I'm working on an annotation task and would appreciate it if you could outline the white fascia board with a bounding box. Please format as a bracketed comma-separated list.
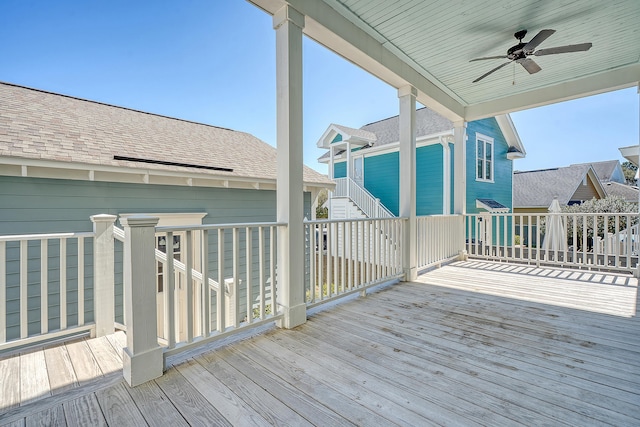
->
[619, 145, 639, 167]
[465, 64, 640, 121]
[495, 114, 526, 156]
[325, 131, 454, 162]
[248, 0, 465, 122]
[0, 157, 333, 191]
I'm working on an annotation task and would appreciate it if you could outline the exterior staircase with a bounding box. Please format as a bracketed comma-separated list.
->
[330, 177, 394, 219]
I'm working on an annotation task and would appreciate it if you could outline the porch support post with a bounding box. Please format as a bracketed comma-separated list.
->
[346, 141, 351, 199]
[453, 121, 467, 214]
[91, 214, 117, 338]
[636, 83, 639, 278]
[399, 85, 417, 281]
[120, 215, 163, 387]
[440, 137, 451, 215]
[274, 5, 306, 328]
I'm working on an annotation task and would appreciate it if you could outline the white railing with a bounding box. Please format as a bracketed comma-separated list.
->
[304, 218, 404, 306]
[0, 231, 96, 351]
[417, 215, 465, 270]
[154, 222, 281, 359]
[465, 213, 639, 273]
[333, 177, 394, 218]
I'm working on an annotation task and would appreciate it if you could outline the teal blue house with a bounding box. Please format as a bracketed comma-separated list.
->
[317, 108, 525, 219]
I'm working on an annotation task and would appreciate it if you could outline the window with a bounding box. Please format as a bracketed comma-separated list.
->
[476, 134, 494, 182]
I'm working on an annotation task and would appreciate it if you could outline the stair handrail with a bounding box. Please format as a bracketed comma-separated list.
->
[332, 177, 394, 218]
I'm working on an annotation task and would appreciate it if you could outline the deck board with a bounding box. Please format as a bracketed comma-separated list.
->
[0, 260, 638, 426]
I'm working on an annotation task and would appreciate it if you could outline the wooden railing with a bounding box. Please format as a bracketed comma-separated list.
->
[0, 231, 94, 351]
[304, 217, 404, 307]
[465, 212, 639, 273]
[333, 177, 394, 218]
[152, 222, 281, 359]
[417, 215, 465, 270]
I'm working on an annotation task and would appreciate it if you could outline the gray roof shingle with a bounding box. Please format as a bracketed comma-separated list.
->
[0, 82, 331, 185]
[572, 160, 621, 182]
[360, 107, 453, 146]
[513, 164, 593, 208]
[603, 181, 639, 202]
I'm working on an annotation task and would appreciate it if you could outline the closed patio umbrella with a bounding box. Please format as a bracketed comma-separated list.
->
[542, 197, 567, 253]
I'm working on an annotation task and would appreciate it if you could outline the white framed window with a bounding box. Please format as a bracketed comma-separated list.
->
[476, 134, 494, 182]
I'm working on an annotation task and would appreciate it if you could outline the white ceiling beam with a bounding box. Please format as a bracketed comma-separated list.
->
[465, 64, 640, 121]
[248, 0, 465, 122]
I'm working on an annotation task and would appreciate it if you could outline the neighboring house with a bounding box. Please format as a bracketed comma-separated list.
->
[513, 164, 606, 214]
[0, 82, 331, 235]
[0, 82, 332, 338]
[317, 107, 525, 219]
[515, 160, 638, 212]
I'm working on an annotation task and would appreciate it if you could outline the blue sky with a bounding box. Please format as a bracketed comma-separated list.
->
[1, 1, 637, 174]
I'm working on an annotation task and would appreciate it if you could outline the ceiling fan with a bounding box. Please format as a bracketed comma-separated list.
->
[470, 29, 592, 83]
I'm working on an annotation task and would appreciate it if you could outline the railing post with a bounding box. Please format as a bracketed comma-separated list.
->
[91, 214, 117, 338]
[120, 215, 163, 387]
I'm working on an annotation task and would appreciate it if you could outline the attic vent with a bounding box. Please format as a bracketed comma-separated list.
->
[114, 156, 233, 172]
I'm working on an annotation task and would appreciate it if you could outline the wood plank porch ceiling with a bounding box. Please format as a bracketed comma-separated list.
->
[1, 261, 639, 425]
[250, 0, 640, 120]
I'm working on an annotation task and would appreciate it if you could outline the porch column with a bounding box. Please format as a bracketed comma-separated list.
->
[91, 214, 117, 338]
[440, 137, 451, 215]
[346, 141, 351, 198]
[120, 215, 163, 387]
[399, 85, 417, 281]
[274, 5, 306, 328]
[453, 121, 467, 214]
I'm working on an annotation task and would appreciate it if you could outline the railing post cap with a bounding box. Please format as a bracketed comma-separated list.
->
[119, 215, 160, 228]
[90, 214, 118, 223]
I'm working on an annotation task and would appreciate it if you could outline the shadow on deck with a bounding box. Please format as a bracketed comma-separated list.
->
[1, 260, 639, 426]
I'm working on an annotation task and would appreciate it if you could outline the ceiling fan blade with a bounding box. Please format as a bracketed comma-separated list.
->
[472, 61, 511, 83]
[470, 55, 508, 62]
[518, 58, 542, 74]
[523, 29, 555, 52]
[533, 43, 593, 56]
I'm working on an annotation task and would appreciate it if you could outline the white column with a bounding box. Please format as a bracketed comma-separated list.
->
[453, 121, 467, 214]
[635, 83, 639, 278]
[346, 141, 351, 198]
[440, 137, 451, 215]
[120, 215, 163, 387]
[329, 146, 334, 180]
[274, 5, 306, 328]
[399, 85, 417, 281]
[90, 214, 117, 337]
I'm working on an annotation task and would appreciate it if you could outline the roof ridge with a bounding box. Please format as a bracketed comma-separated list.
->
[0, 80, 239, 134]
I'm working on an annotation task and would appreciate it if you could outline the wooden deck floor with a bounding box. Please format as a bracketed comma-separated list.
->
[1, 260, 639, 426]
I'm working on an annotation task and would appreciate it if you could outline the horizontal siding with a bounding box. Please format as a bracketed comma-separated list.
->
[0, 176, 311, 341]
[364, 152, 399, 216]
[465, 118, 513, 214]
[416, 144, 444, 215]
[333, 161, 347, 179]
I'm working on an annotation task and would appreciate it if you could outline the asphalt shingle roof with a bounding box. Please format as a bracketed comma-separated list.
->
[603, 181, 639, 202]
[572, 160, 621, 182]
[0, 82, 331, 185]
[513, 164, 593, 208]
[360, 107, 453, 146]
